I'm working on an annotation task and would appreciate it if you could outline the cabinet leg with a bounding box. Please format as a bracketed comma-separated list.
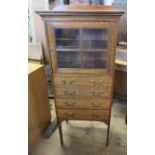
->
[58, 123, 63, 145]
[106, 124, 110, 147]
[66, 120, 68, 123]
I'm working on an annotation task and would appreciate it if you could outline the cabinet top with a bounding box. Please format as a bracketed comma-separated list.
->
[36, 5, 124, 16]
[28, 62, 43, 75]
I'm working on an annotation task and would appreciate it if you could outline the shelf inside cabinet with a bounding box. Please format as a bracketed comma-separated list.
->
[57, 51, 81, 68]
[56, 49, 107, 52]
[54, 27, 109, 70]
[55, 28, 80, 49]
[83, 51, 107, 69]
[56, 40, 80, 49]
[56, 49, 81, 52]
[83, 40, 108, 49]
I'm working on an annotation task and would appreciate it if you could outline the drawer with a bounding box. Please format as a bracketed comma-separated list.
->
[57, 109, 110, 121]
[54, 75, 112, 87]
[55, 86, 111, 98]
[56, 98, 111, 109]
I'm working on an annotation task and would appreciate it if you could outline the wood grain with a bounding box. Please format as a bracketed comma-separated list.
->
[57, 109, 110, 121]
[56, 98, 111, 109]
[47, 22, 113, 74]
[55, 85, 111, 98]
[28, 63, 51, 152]
[114, 70, 127, 100]
[54, 75, 112, 87]
[37, 5, 124, 146]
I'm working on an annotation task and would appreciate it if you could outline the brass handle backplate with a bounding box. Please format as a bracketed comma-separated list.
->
[64, 90, 75, 96]
[90, 79, 104, 85]
[63, 101, 76, 106]
[91, 102, 102, 108]
[90, 91, 104, 96]
[62, 79, 76, 85]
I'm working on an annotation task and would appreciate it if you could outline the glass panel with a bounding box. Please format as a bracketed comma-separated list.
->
[57, 51, 81, 68]
[83, 51, 107, 69]
[54, 28, 109, 70]
[82, 29, 108, 49]
[55, 28, 80, 49]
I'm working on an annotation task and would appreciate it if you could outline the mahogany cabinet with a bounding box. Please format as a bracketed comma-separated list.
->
[37, 5, 124, 146]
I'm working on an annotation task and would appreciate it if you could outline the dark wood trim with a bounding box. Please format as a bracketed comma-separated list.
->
[36, 11, 124, 16]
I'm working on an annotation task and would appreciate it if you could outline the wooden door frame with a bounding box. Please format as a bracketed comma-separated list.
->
[47, 21, 116, 75]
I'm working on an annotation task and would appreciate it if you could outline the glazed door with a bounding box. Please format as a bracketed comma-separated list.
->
[47, 22, 113, 74]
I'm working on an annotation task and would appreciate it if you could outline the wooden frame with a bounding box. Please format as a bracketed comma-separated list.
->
[47, 21, 114, 74]
[37, 5, 124, 147]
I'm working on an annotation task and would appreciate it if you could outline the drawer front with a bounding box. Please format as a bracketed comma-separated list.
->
[57, 109, 110, 121]
[55, 86, 111, 98]
[56, 98, 111, 109]
[54, 75, 112, 87]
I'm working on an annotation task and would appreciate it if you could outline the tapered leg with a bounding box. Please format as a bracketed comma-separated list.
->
[58, 122, 63, 145]
[106, 124, 110, 147]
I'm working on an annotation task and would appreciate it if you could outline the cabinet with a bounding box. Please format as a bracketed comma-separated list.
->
[37, 5, 124, 146]
[28, 63, 51, 152]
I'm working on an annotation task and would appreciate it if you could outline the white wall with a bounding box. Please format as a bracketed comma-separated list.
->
[28, 0, 54, 62]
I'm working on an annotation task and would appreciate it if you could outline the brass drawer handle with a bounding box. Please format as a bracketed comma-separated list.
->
[91, 102, 102, 108]
[62, 79, 76, 85]
[63, 101, 76, 107]
[70, 79, 76, 84]
[91, 114, 100, 118]
[64, 113, 75, 117]
[90, 91, 104, 96]
[99, 80, 104, 83]
[64, 90, 75, 96]
[90, 80, 95, 84]
[62, 80, 66, 85]
[90, 79, 104, 85]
